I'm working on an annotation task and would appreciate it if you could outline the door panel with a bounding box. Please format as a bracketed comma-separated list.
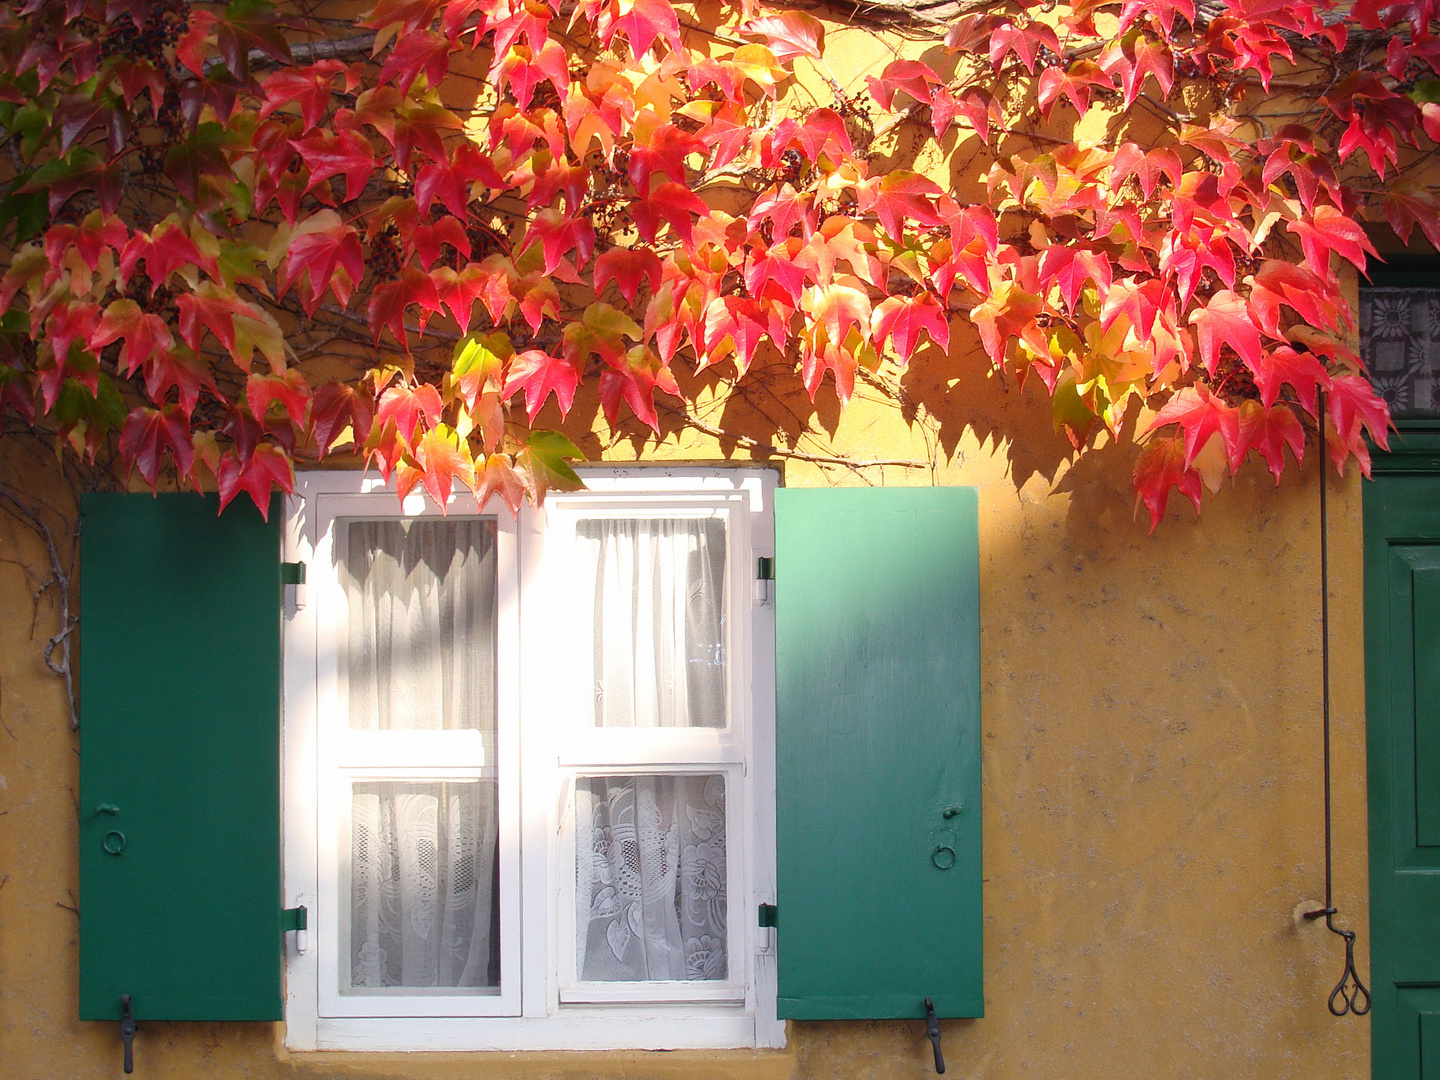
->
[1414, 565, 1440, 848]
[1366, 468, 1440, 1079]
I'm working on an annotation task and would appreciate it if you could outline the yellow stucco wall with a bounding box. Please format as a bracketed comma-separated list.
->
[0, 339, 1373, 1078]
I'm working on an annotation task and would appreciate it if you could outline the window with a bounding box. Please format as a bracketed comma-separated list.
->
[77, 484, 981, 1038]
[280, 467, 781, 1051]
[1360, 262, 1440, 418]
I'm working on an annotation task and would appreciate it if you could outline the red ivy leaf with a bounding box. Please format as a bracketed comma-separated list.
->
[860, 171, 945, 238]
[376, 30, 452, 96]
[290, 129, 377, 200]
[738, 11, 825, 64]
[246, 369, 311, 428]
[311, 381, 375, 456]
[368, 267, 442, 346]
[475, 453, 526, 514]
[1235, 400, 1305, 482]
[1133, 433, 1203, 534]
[595, 247, 663, 306]
[375, 381, 443, 443]
[631, 182, 710, 247]
[281, 212, 365, 314]
[1327, 373, 1392, 459]
[871, 293, 951, 361]
[1149, 384, 1240, 470]
[501, 349, 581, 422]
[217, 443, 295, 519]
[1249, 346, 1332, 413]
[143, 347, 218, 417]
[119, 404, 193, 488]
[89, 299, 175, 377]
[1188, 290, 1263, 375]
[1287, 204, 1379, 276]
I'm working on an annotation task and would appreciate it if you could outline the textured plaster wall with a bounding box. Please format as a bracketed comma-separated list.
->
[0, 355, 1372, 1079]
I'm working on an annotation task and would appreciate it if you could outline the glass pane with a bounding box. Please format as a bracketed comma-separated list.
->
[348, 780, 500, 991]
[1361, 288, 1440, 414]
[574, 774, 727, 982]
[343, 519, 497, 731]
[575, 518, 727, 728]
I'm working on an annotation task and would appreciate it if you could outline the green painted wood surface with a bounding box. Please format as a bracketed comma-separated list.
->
[1365, 470, 1440, 1080]
[1415, 566, 1440, 848]
[79, 493, 283, 1021]
[774, 487, 982, 1020]
[1394, 989, 1440, 1080]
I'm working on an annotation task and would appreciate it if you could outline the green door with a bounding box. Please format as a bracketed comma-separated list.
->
[1366, 435, 1440, 1079]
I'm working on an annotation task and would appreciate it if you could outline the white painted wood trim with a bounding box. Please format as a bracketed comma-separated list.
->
[283, 466, 784, 1051]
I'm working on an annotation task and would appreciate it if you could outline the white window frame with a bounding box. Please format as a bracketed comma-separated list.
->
[282, 466, 782, 1052]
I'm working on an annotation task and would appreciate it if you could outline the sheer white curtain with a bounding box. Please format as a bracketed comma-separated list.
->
[343, 519, 500, 990]
[344, 519, 496, 732]
[351, 781, 499, 989]
[574, 518, 727, 728]
[575, 774, 727, 982]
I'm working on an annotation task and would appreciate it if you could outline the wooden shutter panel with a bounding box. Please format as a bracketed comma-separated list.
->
[774, 487, 982, 1019]
[79, 493, 283, 1021]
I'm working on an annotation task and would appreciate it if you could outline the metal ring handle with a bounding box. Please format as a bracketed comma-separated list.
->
[102, 830, 127, 855]
[930, 844, 956, 870]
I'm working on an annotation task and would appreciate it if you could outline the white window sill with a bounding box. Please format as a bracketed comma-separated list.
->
[290, 1009, 782, 1052]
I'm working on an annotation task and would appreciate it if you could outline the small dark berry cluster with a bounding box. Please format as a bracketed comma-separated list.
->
[1211, 354, 1261, 402]
[777, 147, 805, 184]
[97, 0, 190, 64]
[369, 226, 404, 282]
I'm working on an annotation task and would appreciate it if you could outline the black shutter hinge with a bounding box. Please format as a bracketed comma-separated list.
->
[282, 905, 309, 953]
[758, 903, 778, 928]
[755, 557, 775, 605]
[281, 562, 307, 611]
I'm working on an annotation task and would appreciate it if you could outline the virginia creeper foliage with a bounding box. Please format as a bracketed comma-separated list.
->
[0, 0, 1430, 526]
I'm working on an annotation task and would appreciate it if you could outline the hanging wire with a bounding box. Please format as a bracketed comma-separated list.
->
[1302, 388, 1371, 1017]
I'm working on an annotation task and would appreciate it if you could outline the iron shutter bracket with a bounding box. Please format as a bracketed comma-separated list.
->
[119, 994, 136, 1074]
[924, 996, 945, 1074]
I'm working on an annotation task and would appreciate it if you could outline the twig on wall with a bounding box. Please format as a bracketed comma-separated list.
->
[0, 483, 81, 731]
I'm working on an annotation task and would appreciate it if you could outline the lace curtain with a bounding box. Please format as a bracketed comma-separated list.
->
[575, 774, 728, 982]
[351, 781, 499, 989]
[574, 518, 727, 728]
[1360, 288, 1440, 414]
[343, 519, 500, 989]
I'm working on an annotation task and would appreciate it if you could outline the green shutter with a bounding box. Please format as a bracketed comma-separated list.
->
[79, 493, 283, 1021]
[774, 487, 982, 1020]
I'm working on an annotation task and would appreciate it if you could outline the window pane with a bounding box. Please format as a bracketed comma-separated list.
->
[343, 519, 497, 732]
[575, 774, 727, 982]
[1361, 287, 1440, 414]
[348, 780, 500, 991]
[575, 518, 727, 728]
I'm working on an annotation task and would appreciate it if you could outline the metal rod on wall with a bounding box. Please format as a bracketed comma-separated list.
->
[1303, 388, 1371, 1017]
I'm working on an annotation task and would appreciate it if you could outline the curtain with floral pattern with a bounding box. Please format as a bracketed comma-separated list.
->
[1360, 288, 1440, 414]
[574, 774, 728, 982]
